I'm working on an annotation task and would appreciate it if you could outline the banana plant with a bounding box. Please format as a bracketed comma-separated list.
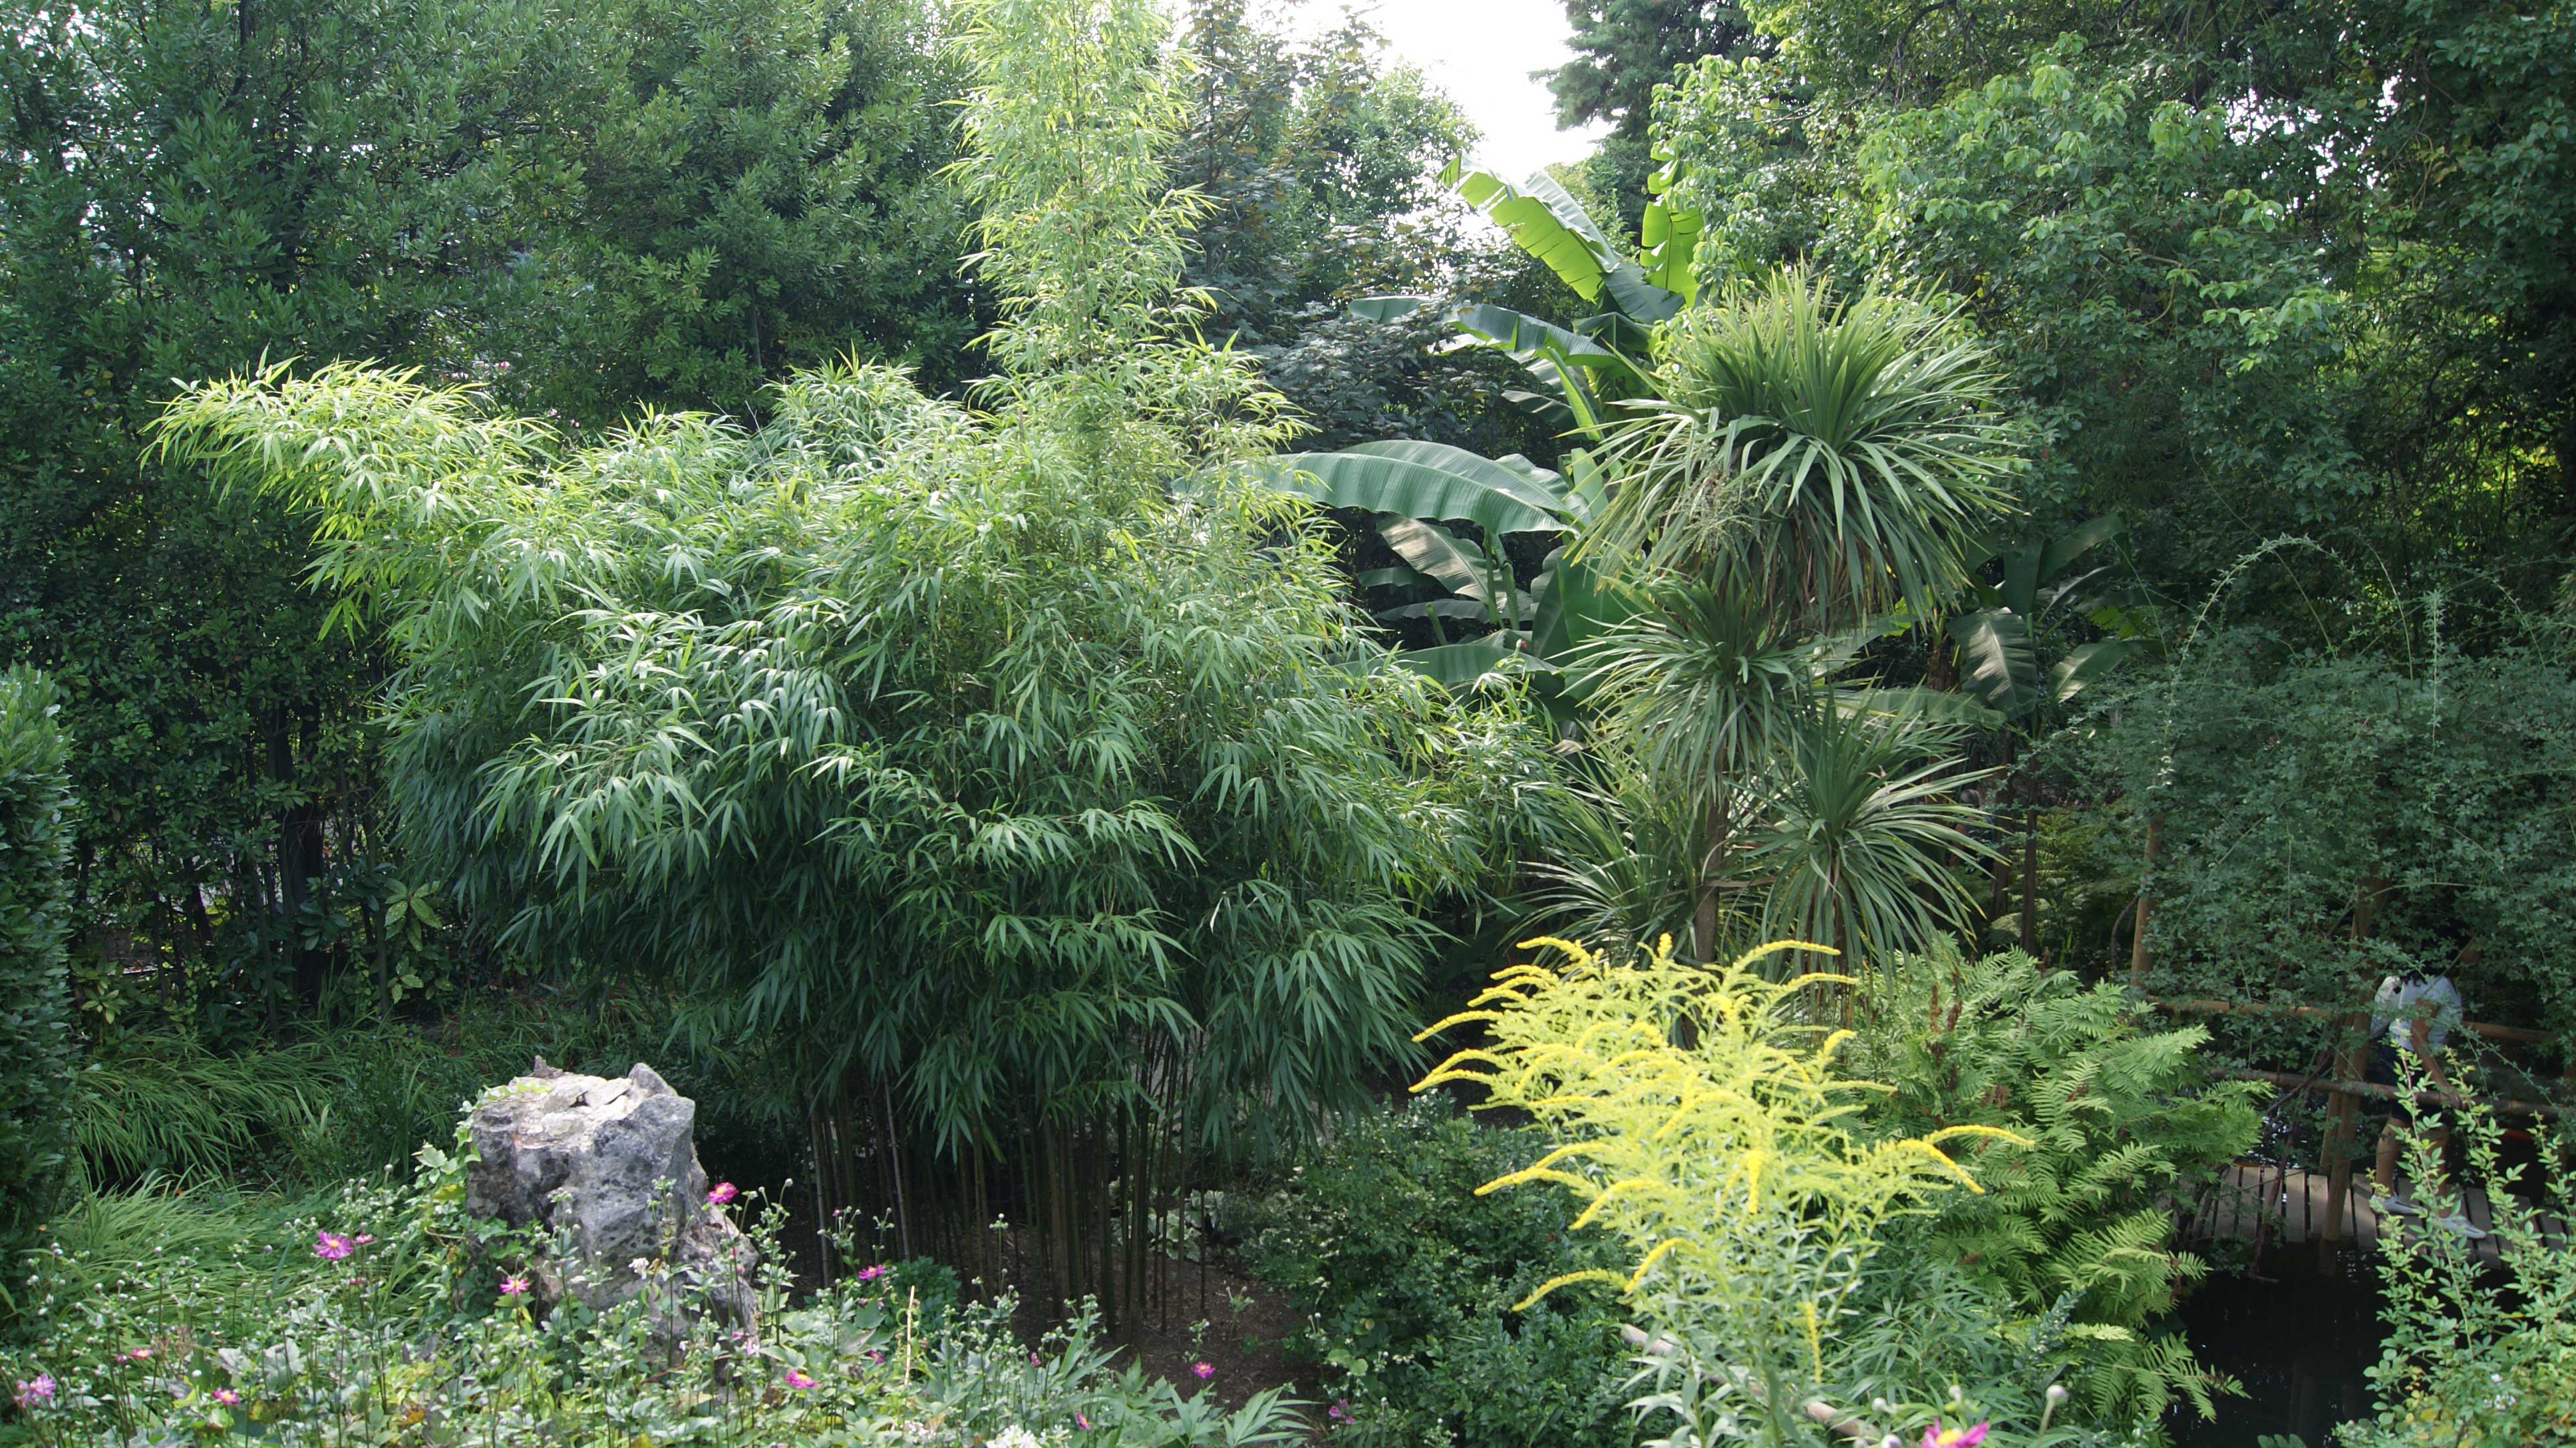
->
[1349, 160, 1702, 436]
[1945, 513, 2148, 719]
[1244, 439, 1634, 702]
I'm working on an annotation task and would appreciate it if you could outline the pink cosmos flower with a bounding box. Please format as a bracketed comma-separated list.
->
[500, 1275, 531, 1296]
[214, 1388, 241, 1405]
[707, 1182, 738, 1205]
[13, 1374, 55, 1408]
[1191, 1360, 1213, 1380]
[315, 1231, 353, 1261]
[1076, 1412, 1091, 1430]
[353, 1234, 375, 1246]
[783, 1369, 816, 1389]
[1922, 1424, 1989, 1448]
[1329, 1400, 1351, 1422]
[853, 1263, 888, 1282]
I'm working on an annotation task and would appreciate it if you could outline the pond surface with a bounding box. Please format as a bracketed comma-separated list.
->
[2171, 1249, 2383, 1448]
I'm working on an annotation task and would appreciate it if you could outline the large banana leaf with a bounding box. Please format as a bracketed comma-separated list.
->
[1530, 549, 1637, 665]
[1377, 516, 1500, 598]
[1251, 449, 1565, 538]
[2049, 638, 2146, 703]
[1448, 164, 1683, 324]
[1337, 440, 1570, 525]
[1450, 163, 1619, 301]
[1947, 608, 2042, 717]
[1384, 637, 1555, 689]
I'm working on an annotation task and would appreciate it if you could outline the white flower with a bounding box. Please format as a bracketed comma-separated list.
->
[984, 1429, 1045, 1448]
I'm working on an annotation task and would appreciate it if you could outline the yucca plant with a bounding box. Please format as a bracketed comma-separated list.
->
[1582, 269, 2022, 633]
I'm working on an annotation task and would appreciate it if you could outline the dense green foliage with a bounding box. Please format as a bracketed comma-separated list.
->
[1239, 1101, 1637, 1447]
[1855, 948, 2261, 1422]
[6, 0, 2571, 1439]
[0, 669, 76, 1317]
[0, 0, 974, 1009]
[1661, 0, 2576, 595]
[156, 0, 1562, 1322]
[2066, 609, 2576, 1039]
[1415, 935, 2154, 1445]
[68, 992, 799, 1194]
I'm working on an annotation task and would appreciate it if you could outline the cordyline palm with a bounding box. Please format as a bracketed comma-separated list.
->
[1575, 268, 2019, 966]
[1581, 269, 2021, 632]
[1571, 579, 1821, 959]
[1751, 700, 1995, 970]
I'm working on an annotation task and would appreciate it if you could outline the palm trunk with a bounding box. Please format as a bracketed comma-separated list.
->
[1693, 792, 1729, 963]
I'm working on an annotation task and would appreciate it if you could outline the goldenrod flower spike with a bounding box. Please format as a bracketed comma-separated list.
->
[1569, 1177, 1659, 1231]
[1623, 1238, 1687, 1292]
[1512, 1269, 1624, 1311]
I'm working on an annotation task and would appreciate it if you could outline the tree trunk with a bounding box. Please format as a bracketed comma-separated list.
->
[1693, 792, 1728, 963]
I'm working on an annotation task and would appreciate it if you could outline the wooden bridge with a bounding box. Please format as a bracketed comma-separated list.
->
[2185, 1161, 2569, 1266]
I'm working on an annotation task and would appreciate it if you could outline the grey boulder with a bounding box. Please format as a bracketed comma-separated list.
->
[464, 1060, 754, 1333]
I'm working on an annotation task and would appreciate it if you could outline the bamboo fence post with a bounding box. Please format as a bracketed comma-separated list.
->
[2320, 872, 2387, 1259]
[2318, 1013, 2368, 1253]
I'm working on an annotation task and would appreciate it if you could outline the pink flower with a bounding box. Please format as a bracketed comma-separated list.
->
[353, 1234, 375, 1246]
[214, 1388, 240, 1405]
[1922, 1424, 1989, 1448]
[852, 1263, 888, 1282]
[1329, 1400, 1351, 1422]
[783, 1368, 816, 1389]
[13, 1374, 55, 1408]
[1031, 1352, 1043, 1365]
[707, 1182, 738, 1205]
[1076, 1412, 1090, 1430]
[315, 1231, 353, 1261]
[1191, 1360, 1213, 1380]
[500, 1275, 530, 1296]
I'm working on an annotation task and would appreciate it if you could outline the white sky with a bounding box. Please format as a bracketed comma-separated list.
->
[1288, 0, 1611, 182]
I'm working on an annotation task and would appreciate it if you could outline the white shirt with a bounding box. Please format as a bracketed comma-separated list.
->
[2371, 974, 2464, 1054]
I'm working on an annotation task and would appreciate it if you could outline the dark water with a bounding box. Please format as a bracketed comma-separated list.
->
[2171, 1252, 2383, 1448]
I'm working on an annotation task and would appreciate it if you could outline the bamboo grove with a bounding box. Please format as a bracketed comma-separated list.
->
[156, 0, 1563, 1327]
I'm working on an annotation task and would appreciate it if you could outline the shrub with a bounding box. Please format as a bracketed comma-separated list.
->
[2338, 1059, 2576, 1447]
[1414, 934, 2035, 1446]
[1238, 1098, 1638, 1447]
[1851, 946, 2263, 1423]
[0, 667, 76, 1319]
[69, 992, 804, 1192]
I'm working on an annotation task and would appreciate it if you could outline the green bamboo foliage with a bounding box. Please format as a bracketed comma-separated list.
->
[158, 0, 1560, 1324]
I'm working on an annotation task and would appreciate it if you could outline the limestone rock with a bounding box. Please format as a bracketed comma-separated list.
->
[464, 1061, 754, 1332]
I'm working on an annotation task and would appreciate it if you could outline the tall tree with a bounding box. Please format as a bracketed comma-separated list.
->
[1546, 0, 1756, 223]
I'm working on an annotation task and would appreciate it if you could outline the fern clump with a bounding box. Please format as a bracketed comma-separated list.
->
[1416, 934, 2024, 1443]
[1853, 946, 2263, 1425]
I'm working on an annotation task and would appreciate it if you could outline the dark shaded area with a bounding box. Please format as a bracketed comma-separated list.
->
[2174, 1256, 2382, 1448]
